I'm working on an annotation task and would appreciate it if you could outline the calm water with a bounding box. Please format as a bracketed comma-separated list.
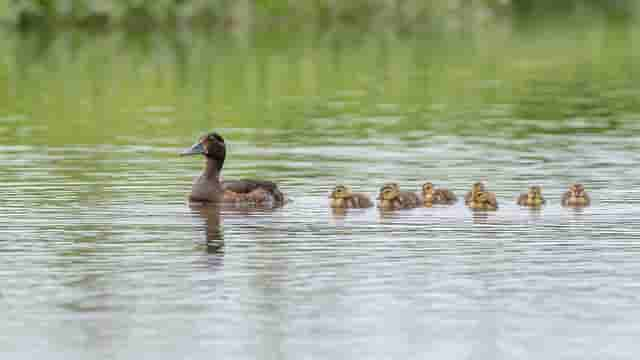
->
[2, 23, 640, 359]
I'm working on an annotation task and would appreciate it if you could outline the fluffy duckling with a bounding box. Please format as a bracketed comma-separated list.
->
[562, 183, 591, 207]
[377, 183, 420, 210]
[421, 182, 457, 206]
[464, 182, 485, 205]
[517, 185, 546, 207]
[468, 191, 499, 210]
[329, 185, 373, 209]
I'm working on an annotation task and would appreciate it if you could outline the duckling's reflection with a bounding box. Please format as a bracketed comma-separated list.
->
[190, 204, 224, 253]
[330, 207, 348, 220]
[377, 208, 408, 221]
[470, 209, 491, 224]
[526, 206, 544, 221]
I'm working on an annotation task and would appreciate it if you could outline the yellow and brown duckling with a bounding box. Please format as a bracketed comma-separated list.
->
[464, 182, 486, 205]
[468, 190, 499, 210]
[421, 182, 457, 206]
[329, 185, 373, 209]
[181, 132, 286, 205]
[377, 182, 420, 210]
[562, 183, 591, 207]
[517, 185, 546, 207]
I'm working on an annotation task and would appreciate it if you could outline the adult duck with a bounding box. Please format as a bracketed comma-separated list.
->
[181, 132, 285, 205]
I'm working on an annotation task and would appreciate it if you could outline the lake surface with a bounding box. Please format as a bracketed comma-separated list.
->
[1, 22, 640, 359]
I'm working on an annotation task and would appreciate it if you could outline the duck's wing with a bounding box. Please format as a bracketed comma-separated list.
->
[561, 191, 571, 205]
[464, 191, 472, 204]
[222, 179, 285, 203]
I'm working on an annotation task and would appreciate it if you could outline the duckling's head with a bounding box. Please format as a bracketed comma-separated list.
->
[181, 132, 227, 169]
[476, 191, 491, 203]
[422, 182, 434, 195]
[378, 183, 400, 201]
[569, 183, 586, 197]
[528, 185, 543, 200]
[471, 182, 485, 194]
[329, 185, 353, 199]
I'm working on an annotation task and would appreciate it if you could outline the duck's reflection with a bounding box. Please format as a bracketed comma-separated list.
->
[190, 204, 224, 253]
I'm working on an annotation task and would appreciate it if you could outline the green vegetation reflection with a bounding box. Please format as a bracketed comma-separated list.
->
[0, 21, 639, 147]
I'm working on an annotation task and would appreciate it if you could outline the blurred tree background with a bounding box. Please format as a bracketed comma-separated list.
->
[0, 0, 636, 32]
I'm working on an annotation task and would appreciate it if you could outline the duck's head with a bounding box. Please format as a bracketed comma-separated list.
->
[422, 182, 434, 196]
[528, 185, 544, 201]
[329, 185, 353, 199]
[568, 183, 586, 198]
[181, 132, 226, 169]
[378, 182, 400, 201]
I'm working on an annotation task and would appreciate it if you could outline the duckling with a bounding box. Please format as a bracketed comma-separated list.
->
[377, 183, 420, 210]
[464, 182, 485, 205]
[468, 191, 498, 210]
[562, 183, 591, 207]
[181, 132, 285, 205]
[421, 182, 457, 206]
[517, 185, 546, 207]
[329, 185, 373, 209]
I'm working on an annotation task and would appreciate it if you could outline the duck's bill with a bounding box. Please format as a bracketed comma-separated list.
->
[180, 142, 205, 156]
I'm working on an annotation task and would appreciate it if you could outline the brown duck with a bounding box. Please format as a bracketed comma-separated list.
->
[181, 132, 285, 205]
[561, 183, 590, 207]
[377, 183, 420, 210]
[517, 185, 546, 207]
[464, 182, 485, 205]
[421, 182, 457, 206]
[329, 185, 373, 209]
[468, 191, 499, 210]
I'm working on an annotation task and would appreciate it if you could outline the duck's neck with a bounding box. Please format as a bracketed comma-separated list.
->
[203, 157, 222, 181]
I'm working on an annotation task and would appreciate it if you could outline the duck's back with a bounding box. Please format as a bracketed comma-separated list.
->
[223, 179, 285, 203]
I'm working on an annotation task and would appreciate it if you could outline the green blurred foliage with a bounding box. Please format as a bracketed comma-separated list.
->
[0, 0, 635, 31]
[0, 19, 637, 147]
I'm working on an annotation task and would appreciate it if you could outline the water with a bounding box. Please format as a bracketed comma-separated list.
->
[1, 24, 640, 359]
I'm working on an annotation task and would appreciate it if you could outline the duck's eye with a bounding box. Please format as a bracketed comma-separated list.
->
[209, 134, 224, 143]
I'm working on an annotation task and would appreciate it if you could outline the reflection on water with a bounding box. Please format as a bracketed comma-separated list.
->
[190, 204, 224, 252]
[1, 22, 640, 360]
